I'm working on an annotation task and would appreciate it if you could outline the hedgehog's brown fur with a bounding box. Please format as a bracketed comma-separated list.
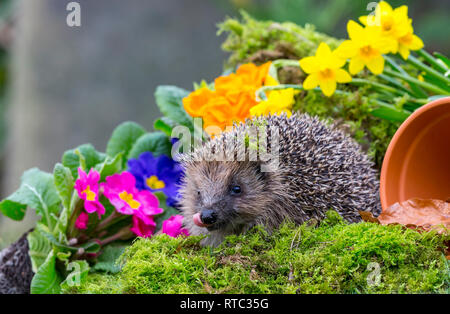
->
[179, 114, 381, 246]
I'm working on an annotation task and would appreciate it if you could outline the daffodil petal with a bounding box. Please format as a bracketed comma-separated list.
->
[366, 55, 385, 74]
[316, 42, 332, 59]
[299, 56, 320, 73]
[378, 1, 393, 15]
[302, 74, 319, 90]
[398, 45, 410, 60]
[335, 69, 352, 83]
[349, 57, 365, 75]
[410, 34, 424, 50]
[358, 15, 368, 26]
[377, 36, 398, 54]
[335, 40, 358, 59]
[347, 20, 364, 40]
[319, 80, 336, 97]
[393, 5, 408, 21]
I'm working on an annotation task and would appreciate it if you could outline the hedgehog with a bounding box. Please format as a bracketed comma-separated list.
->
[178, 113, 381, 247]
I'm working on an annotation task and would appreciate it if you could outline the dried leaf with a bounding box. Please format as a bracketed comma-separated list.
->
[359, 210, 380, 223]
[379, 198, 449, 234]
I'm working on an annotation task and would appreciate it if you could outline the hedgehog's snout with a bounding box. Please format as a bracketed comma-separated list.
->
[200, 209, 217, 225]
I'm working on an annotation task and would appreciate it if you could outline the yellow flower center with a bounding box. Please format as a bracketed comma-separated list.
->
[82, 185, 96, 201]
[119, 191, 141, 209]
[360, 45, 377, 58]
[382, 19, 393, 32]
[318, 68, 334, 80]
[146, 175, 165, 190]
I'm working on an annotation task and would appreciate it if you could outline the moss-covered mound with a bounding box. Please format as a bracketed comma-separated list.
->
[66, 211, 449, 294]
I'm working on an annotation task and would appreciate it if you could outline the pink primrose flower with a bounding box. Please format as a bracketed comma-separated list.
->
[74, 167, 105, 217]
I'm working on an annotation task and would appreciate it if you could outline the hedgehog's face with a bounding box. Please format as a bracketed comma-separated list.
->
[180, 161, 270, 233]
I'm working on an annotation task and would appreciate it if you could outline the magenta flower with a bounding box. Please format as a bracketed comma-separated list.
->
[75, 211, 89, 230]
[101, 172, 163, 235]
[74, 168, 105, 217]
[130, 215, 156, 238]
[162, 215, 189, 238]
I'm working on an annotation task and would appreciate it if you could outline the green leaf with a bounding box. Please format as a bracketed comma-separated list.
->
[0, 200, 26, 221]
[53, 163, 74, 211]
[62, 144, 106, 179]
[93, 244, 127, 274]
[97, 152, 124, 181]
[27, 228, 52, 273]
[0, 168, 61, 229]
[56, 251, 71, 263]
[128, 132, 172, 160]
[36, 223, 78, 252]
[154, 85, 193, 130]
[370, 107, 410, 122]
[154, 117, 178, 137]
[105, 121, 146, 161]
[30, 250, 62, 294]
[428, 95, 450, 102]
[60, 260, 90, 291]
[80, 241, 101, 253]
[433, 52, 450, 68]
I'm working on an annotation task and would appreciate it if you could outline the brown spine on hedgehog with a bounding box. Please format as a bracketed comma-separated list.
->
[178, 114, 381, 246]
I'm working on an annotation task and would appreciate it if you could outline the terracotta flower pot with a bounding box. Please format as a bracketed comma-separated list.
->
[380, 96, 450, 211]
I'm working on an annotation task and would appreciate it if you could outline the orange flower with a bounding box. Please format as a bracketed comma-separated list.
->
[182, 62, 271, 135]
[182, 87, 215, 117]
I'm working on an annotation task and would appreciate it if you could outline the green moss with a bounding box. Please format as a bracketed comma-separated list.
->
[218, 12, 402, 168]
[218, 10, 341, 67]
[68, 211, 449, 294]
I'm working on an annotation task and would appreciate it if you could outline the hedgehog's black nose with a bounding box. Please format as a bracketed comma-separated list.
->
[200, 210, 217, 225]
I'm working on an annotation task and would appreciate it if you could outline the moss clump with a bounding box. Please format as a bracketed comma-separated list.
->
[218, 10, 341, 67]
[218, 12, 402, 168]
[67, 211, 449, 294]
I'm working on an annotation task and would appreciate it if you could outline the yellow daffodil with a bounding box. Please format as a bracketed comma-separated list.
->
[397, 24, 424, 60]
[336, 20, 396, 75]
[359, 1, 423, 59]
[250, 88, 298, 117]
[299, 42, 351, 97]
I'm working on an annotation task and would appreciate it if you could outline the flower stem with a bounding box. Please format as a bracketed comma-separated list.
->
[384, 68, 449, 95]
[94, 210, 121, 232]
[407, 54, 450, 85]
[255, 84, 411, 117]
[416, 49, 448, 73]
[377, 74, 417, 97]
[349, 78, 403, 96]
[99, 228, 133, 246]
[268, 59, 300, 82]
[385, 56, 428, 98]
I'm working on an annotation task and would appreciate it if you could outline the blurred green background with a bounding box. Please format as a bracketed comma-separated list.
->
[0, 0, 448, 249]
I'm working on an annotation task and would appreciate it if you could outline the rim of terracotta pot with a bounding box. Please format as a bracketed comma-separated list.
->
[380, 96, 450, 211]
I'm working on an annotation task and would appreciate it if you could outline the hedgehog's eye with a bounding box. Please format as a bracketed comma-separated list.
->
[197, 191, 201, 197]
[230, 185, 242, 195]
